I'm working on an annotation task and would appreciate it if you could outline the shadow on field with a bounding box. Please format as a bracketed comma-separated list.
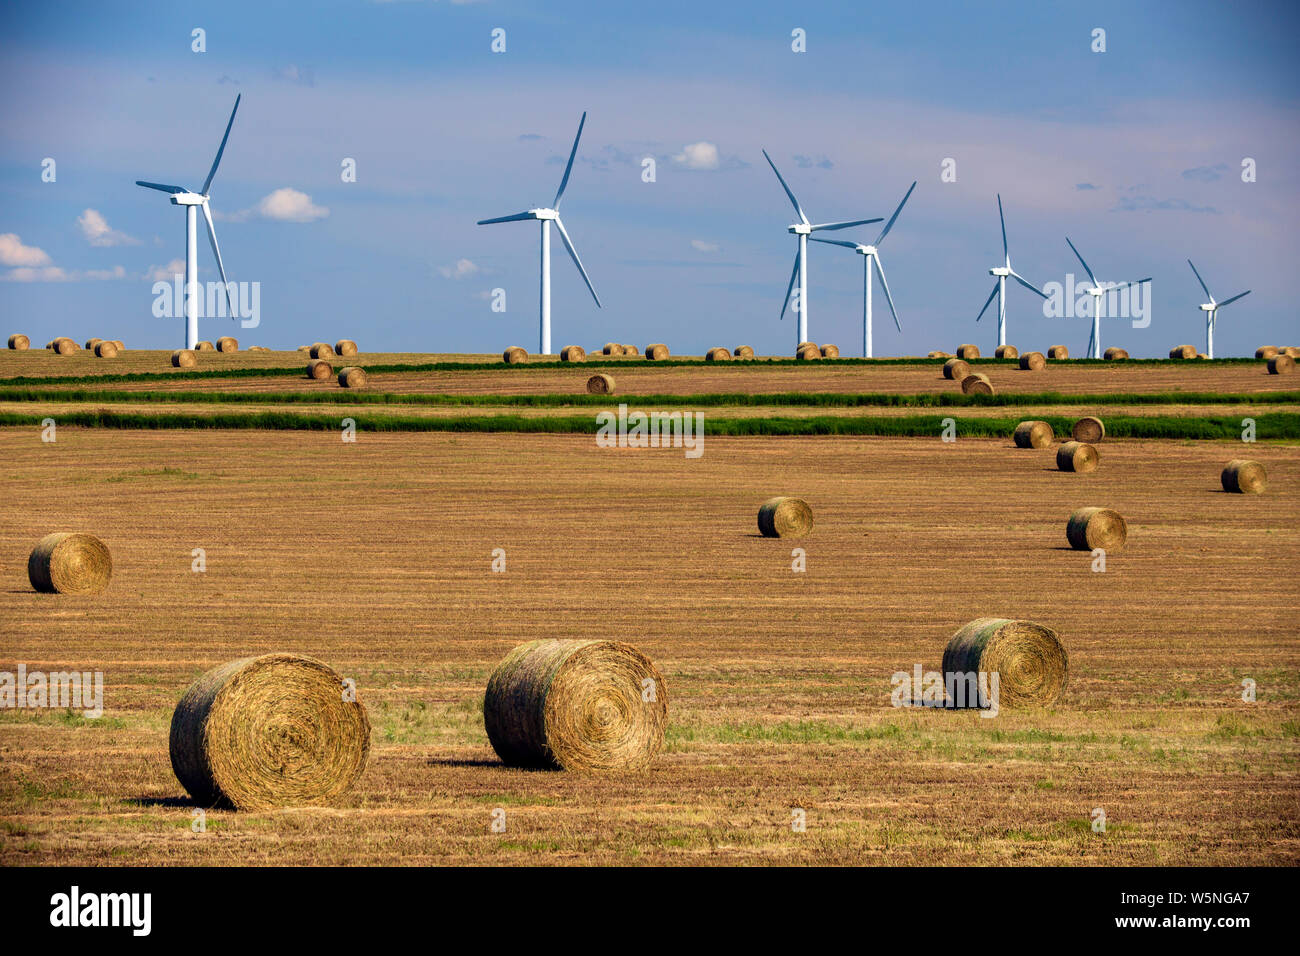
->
[425, 757, 552, 772]
[126, 795, 197, 808]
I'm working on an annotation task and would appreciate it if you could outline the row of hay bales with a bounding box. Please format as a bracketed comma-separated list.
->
[298, 340, 359, 359]
[305, 358, 368, 387]
[16, 336, 128, 356]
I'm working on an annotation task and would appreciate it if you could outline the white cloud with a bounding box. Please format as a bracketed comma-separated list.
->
[256, 187, 330, 222]
[77, 208, 139, 247]
[0, 233, 52, 267]
[690, 239, 719, 253]
[439, 258, 481, 279]
[672, 142, 720, 170]
[146, 258, 187, 281]
[3, 264, 125, 283]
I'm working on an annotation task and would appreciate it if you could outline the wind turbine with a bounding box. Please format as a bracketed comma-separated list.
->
[975, 195, 1048, 349]
[810, 181, 916, 357]
[762, 150, 882, 350]
[1065, 238, 1151, 359]
[1188, 259, 1249, 359]
[476, 112, 601, 355]
[135, 94, 240, 350]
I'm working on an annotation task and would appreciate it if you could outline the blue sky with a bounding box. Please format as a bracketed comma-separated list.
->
[1, 0, 1297, 356]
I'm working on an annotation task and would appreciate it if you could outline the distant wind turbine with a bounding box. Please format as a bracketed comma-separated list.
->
[135, 94, 241, 350]
[476, 113, 601, 355]
[975, 194, 1048, 348]
[1065, 237, 1151, 359]
[762, 150, 882, 350]
[810, 181, 917, 357]
[1188, 259, 1249, 359]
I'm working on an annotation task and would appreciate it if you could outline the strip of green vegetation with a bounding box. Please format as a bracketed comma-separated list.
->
[0, 408, 1293, 439]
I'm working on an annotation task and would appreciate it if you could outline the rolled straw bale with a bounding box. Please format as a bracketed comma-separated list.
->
[94, 341, 119, 358]
[1221, 459, 1267, 494]
[995, 345, 1019, 359]
[733, 345, 754, 359]
[1284, 347, 1300, 358]
[796, 344, 821, 360]
[338, 366, 368, 388]
[27, 532, 112, 595]
[1267, 354, 1294, 375]
[1019, 351, 1046, 371]
[757, 496, 814, 538]
[216, 336, 239, 353]
[943, 358, 970, 380]
[111, 340, 124, 351]
[560, 345, 587, 362]
[335, 339, 358, 357]
[956, 344, 981, 359]
[307, 359, 333, 380]
[1071, 416, 1105, 443]
[1169, 344, 1196, 359]
[642, 344, 668, 360]
[45, 340, 54, 349]
[1013, 420, 1054, 449]
[586, 373, 615, 394]
[8, 334, 30, 350]
[706, 347, 731, 361]
[1103, 347, 1129, 360]
[503, 346, 528, 364]
[195, 340, 215, 352]
[85, 338, 103, 351]
[169, 653, 370, 810]
[171, 349, 197, 368]
[820, 344, 840, 358]
[53, 338, 77, 355]
[941, 618, 1068, 708]
[960, 372, 993, 395]
[622, 345, 640, 356]
[1066, 507, 1127, 552]
[797, 341, 817, 351]
[310, 342, 334, 359]
[602, 343, 624, 356]
[248, 346, 270, 352]
[297, 345, 311, 353]
[1047, 345, 1068, 359]
[1056, 440, 1099, 473]
[1196, 353, 1209, 360]
[1255, 346, 1278, 360]
[483, 639, 667, 773]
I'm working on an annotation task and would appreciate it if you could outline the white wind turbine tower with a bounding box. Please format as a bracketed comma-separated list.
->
[135, 94, 241, 350]
[809, 181, 917, 357]
[1188, 259, 1250, 359]
[477, 112, 601, 355]
[1065, 237, 1151, 359]
[975, 194, 1048, 348]
[762, 150, 882, 350]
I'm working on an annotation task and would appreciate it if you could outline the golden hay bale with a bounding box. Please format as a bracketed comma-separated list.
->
[111, 340, 124, 350]
[307, 359, 333, 380]
[1103, 347, 1129, 360]
[1267, 354, 1294, 375]
[797, 341, 817, 351]
[171, 349, 197, 368]
[995, 345, 1019, 359]
[1072, 416, 1105, 443]
[1283, 347, 1300, 359]
[960, 372, 993, 395]
[484, 639, 667, 773]
[1066, 507, 1127, 552]
[603, 343, 624, 356]
[216, 336, 239, 353]
[560, 345, 587, 362]
[706, 347, 731, 362]
[1255, 346, 1278, 360]
[1013, 420, 1054, 449]
[338, 366, 368, 388]
[248, 346, 270, 352]
[956, 344, 981, 359]
[1221, 459, 1267, 494]
[7, 334, 30, 350]
[734, 345, 754, 359]
[644, 343, 670, 360]
[94, 341, 119, 358]
[335, 339, 358, 357]
[941, 618, 1068, 708]
[586, 372, 615, 394]
[943, 358, 971, 380]
[757, 496, 814, 538]
[796, 344, 821, 361]
[1048, 345, 1069, 359]
[297, 345, 311, 353]
[503, 346, 528, 364]
[195, 340, 215, 351]
[169, 653, 370, 810]
[1019, 351, 1046, 371]
[820, 344, 840, 358]
[310, 342, 335, 359]
[1056, 440, 1099, 473]
[85, 338, 103, 351]
[1196, 352, 1209, 360]
[27, 532, 112, 595]
[622, 345, 640, 356]
[52, 338, 78, 355]
[1169, 344, 1196, 359]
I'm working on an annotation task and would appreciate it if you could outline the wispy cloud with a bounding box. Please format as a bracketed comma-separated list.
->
[220, 188, 330, 223]
[690, 239, 719, 253]
[77, 208, 139, 247]
[3, 264, 126, 283]
[793, 154, 833, 170]
[438, 257, 481, 279]
[146, 258, 186, 281]
[1112, 186, 1218, 214]
[1075, 182, 1098, 191]
[0, 233, 52, 267]
[1181, 163, 1229, 183]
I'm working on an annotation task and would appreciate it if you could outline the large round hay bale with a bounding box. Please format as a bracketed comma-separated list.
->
[1103, 347, 1129, 360]
[797, 341, 817, 351]
[1169, 344, 1196, 359]
[586, 373, 615, 394]
[27, 532, 112, 595]
[335, 339, 358, 357]
[1196, 352, 1209, 360]
[503, 346, 528, 364]
[1066, 507, 1127, 552]
[995, 345, 1018, 359]
[796, 344, 821, 361]
[1283, 346, 1300, 359]
[297, 345, 311, 354]
[1072, 416, 1105, 443]
[7, 334, 29, 350]
[248, 346, 270, 352]
[307, 359, 333, 380]
[941, 619, 1068, 708]
[484, 639, 667, 773]
[1056, 440, 1099, 473]
[1255, 346, 1278, 360]
[1047, 345, 1068, 359]
[85, 338, 103, 351]
[956, 344, 980, 359]
[644, 343, 670, 361]
[338, 366, 368, 388]
[560, 345, 587, 363]
[94, 340, 119, 358]
[1019, 351, 1046, 371]
[1221, 459, 1267, 494]
[706, 347, 731, 362]
[310, 343, 335, 359]
[111, 340, 124, 351]
[757, 496, 814, 538]
[820, 344, 840, 358]
[169, 653, 370, 810]
[943, 358, 971, 380]
[216, 336, 239, 353]
[1013, 420, 1054, 449]
[171, 349, 197, 368]
[1267, 354, 1294, 375]
[733, 345, 754, 359]
[622, 345, 640, 357]
[195, 340, 215, 351]
[960, 372, 993, 395]
[602, 343, 624, 356]
[52, 338, 78, 355]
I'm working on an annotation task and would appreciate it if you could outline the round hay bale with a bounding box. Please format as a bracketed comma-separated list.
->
[248, 346, 270, 352]
[1018, 351, 1046, 371]
[503, 346, 528, 364]
[335, 339, 358, 357]
[307, 359, 333, 380]
[797, 341, 817, 351]
[1013, 420, 1054, 449]
[1169, 344, 1196, 359]
[1047, 345, 1068, 359]
[171, 349, 197, 368]
[733, 345, 754, 359]
[27, 532, 112, 595]
[1072, 416, 1105, 443]
[956, 344, 981, 359]
[1103, 347, 1129, 360]
[941, 618, 1068, 708]
[796, 344, 821, 361]
[1283, 346, 1300, 359]
[484, 639, 667, 773]
[706, 347, 731, 362]
[586, 372, 615, 394]
[52, 338, 78, 355]
[216, 336, 239, 353]
[111, 340, 124, 351]
[602, 343, 624, 356]
[297, 345, 311, 353]
[1267, 354, 1294, 375]
[995, 345, 1019, 359]
[560, 345, 587, 363]
[7, 334, 29, 350]
[169, 653, 370, 810]
[943, 358, 971, 381]
[1066, 507, 1127, 552]
[338, 366, 368, 388]
[960, 372, 993, 395]
[1197, 353, 1209, 360]
[1221, 459, 1267, 494]
[310, 343, 335, 359]
[94, 340, 119, 358]
[622, 345, 640, 357]
[820, 344, 840, 358]
[644, 343, 670, 360]
[85, 338, 103, 351]
[195, 340, 215, 352]
[1255, 346, 1278, 360]
[1056, 440, 1099, 473]
[757, 496, 814, 538]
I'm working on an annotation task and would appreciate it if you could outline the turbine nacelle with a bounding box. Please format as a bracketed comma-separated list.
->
[530, 208, 559, 221]
[789, 223, 812, 235]
[169, 192, 207, 206]
[990, 266, 1012, 277]
[1200, 303, 1216, 311]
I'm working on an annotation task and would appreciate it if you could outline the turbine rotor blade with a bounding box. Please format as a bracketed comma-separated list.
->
[200, 201, 236, 321]
[997, 194, 1008, 264]
[1109, 277, 1152, 291]
[810, 217, 882, 232]
[553, 217, 601, 308]
[1216, 290, 1250, 308]
[780, 249, 800, 320]
[476, 211, 535, 225]
[873, 255, 901, 333]
[553, 111, 587, 209]
[874, 181, 917, 246]
[136, 181, 187, 193]
[976, 280, 1000, 322]
[1011, 272, 1049, 300]
[762, 150, 808, 224]
[808, 237, 860, 251]
[1065, 236, 1097, 286]
[1187, 259, 1213, 302]
[201, 94, 241, 196]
